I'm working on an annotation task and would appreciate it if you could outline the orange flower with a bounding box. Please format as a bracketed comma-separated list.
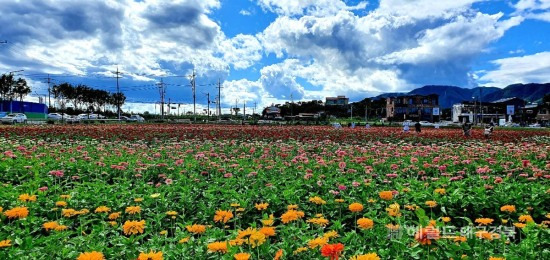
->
[234, 252, 251, 260]
[137, 251, 163, 260]
[309, 196, 327, 205]
[259, 226, 276, 237]
[414, 227, 440, 245]
[43, 221, 59, 231]
[349, 253, 380, 260]
[18, 194, 37, 202]
[94, 206, 110, 213]
[379, 191, 393, 201]
[321, 243, 344, 260]
[348, 203, 364, 212]
[518, 215, 534, 223]
[475, 218, 494, 226]
[186, 224, 207, 234]
[281, 210, 305, 224]
[0, 240, 11, 248]
[77, 251, 105, 260]
[125, 206, 141, 215]
[307, 217, 330, 227]
[122, 220, 145, 235]
[214, 210, 234, 223]
[274, 249, 283, 260]
[108, 212, 121, 220]
[207, 241, 228, 253]
[357, 218, 374, 229]
[4, 206, 29, 219]
[255, 203, 269, 211]
[308, 237, 329, 249]
[500, 205, 516, 213]
[425, 201, 437, 208]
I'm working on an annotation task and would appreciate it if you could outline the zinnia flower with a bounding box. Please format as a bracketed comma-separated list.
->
[320, 243, 344, 260]
[207, 241, 228, 253]
[43, 221, 59, 231]
[414, 227, 440, 245]
[18, 194, 37, 202]
[94, 206, 110, 213]
[307, 217, 330, 227]
[309, 196, 327, 205]
[214, 210, 234, 223]
[425, 201, 437, 208]
[281, 210, 305, 224]
[259, 226, 276, 237]
[519, 215, 534, 223]
[379, 191, 393, 200]
[500, 205, 516, 213]
[348, 203, 364, 212]
[386, 203, 401, 217]
[137, 251, 163, 260]
[0, 240, 11, 248]
[349, 253, 381, 260]
[186, 224, 207, 234]
[308, 236, 329, 249]
[357, 218, 374, 229]
[234, 253, 251, 260]
[125, 206, 141, 215]
[122, 220, 145, 235]
[249, 231, 266, 248]
[108, 212, 121, 220]
[4, 206, 29, 219]
[274, 249, 283, 260]
[254, 203, 269, 211]
[475, 218, 494, 226]
[77, 251, 105, 260]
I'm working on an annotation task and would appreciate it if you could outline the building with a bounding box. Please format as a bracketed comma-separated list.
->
[386, 94, 439, 122]
[262, 106, 282, 119]
[325, 96, 349, 106]
[0, 100, 48, 119]
[536, 106, 550, 126]
[452, 97, 526, 124]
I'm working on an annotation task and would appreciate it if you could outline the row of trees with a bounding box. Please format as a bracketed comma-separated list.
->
[0, 73, 31, 103]
[52, 83, 126, 114]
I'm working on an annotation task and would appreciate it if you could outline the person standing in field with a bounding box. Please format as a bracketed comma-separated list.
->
[415, 121, 421, 133]
[462, 122, 472, 137]
[403, 121, 410, 132]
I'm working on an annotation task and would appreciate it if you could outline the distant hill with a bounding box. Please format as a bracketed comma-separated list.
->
[374, 83, 550, 108]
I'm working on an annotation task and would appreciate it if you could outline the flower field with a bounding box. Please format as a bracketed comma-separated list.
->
[0, 124, 549, 260]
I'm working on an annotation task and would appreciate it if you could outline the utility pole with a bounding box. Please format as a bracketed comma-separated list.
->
[189, 69, 197, 123]
[157, 78, 166, 119]
[205, 92, 210, 121]
[243, 100, 246, 121]
[217, 78, 222, 121]
[113, 67, 123, 120]
[480, 87, 483, 126]
[168, 98, 171, 116]
[290, 93, 294, 123]
[253, 101, 257, 116]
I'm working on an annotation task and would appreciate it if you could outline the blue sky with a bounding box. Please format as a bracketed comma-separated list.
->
[0, 0, 549, 114]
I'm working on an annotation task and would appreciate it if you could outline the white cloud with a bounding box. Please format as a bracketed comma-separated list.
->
[479, 52, 550, 86]
[240, 10, 252, 16]
[220, 34, 263, 70]
[257, 0, 367, 16]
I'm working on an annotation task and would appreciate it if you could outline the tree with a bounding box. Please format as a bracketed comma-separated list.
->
[111, 93, 126, 113]
[14, 78, 31, 102]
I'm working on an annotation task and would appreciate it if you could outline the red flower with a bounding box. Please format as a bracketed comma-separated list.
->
[321, 243, 344, 260]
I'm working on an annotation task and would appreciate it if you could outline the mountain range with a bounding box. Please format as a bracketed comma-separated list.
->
[374, 83, 550, 108]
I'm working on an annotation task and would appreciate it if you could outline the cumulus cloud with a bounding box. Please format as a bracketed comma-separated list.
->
[257, 0, 368, 16]
[479, 52, 550, 86]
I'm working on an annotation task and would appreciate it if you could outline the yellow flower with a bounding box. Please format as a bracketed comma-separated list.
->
[261, 214, 275, 226]
[500, 205, 516, 213]
[60, 194, 71, 200]
[379, 191, 393, 200]
[367, 199, 377, 203]
[150, 193, 161, 198]
[519, 215, 534, 223]
[207, 241, 228, 253]
[77, 251, 105, 260]
[179, 237, 190, 244]
[475, 218, 494, 226]
[254, 203, 269, 211]
[386, 224, 400, 230]
[229, 238, 247, 246]
[236, 208, 245, 212]
[442, 217, 451, 223]
[234, 253, 251, 260]
[405, 204, 419, 211]
[434, 188, 446, 195]
[335, 199, 345, 203]
[108, 212, 121, 220]
[159, 230, 168, 235]
[386, 203, 401, 217]
[454, 236, 467, 243]
[323, 230, 339, 239]
[214, 210, 234, 223]
[231, 203, 241, 207]
[349, 203, 364, 212]
[76, 209, 89, 215]
[259, 226, 276, 237]
[125, 206, 141, 215]
[186, 224, 207, 234]
[43, 221, 59, 231]
[134, 198, 143, 203]
[122, 220, 146, 235]
[287, 204, 299, 210]
[281, 210, 305, 224]
[293, 247, 308, 255]
[18, 194, 37, 202]
[402, 188, 410, 193]
[249, 231, 266, 248]
[475, 230, 499, 240]
[0, 240, 12, 248]
[501, 219, 508, 224]
[357, 218, 374, 229]
[54, 225, 68, 231]
[307, 236, 328, 249]
[489, 257, 505, 260]
[307, 217, 329, 227]
[350, 253, 381, 260]
[4, 206, 29, 219]
[425, 201, 437, 208]
[56, 201, 67, 207]
[108, 221, 117, 226]
[137, 251, 163, 260]
[94, 206, 110, 213]
[513, 223, 526, 229]
[237, 227, 256, 239]
[166, 211, 178, 216]
[309, 196, 326, 205]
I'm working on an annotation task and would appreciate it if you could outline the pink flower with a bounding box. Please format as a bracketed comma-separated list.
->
[165, 178, 173, 185]
[338, 185, 347, 191]
[38, 186, 48, 192]
[304, 173, 313, 180]
[224, 173, 233, 178]
[49, 170, 64, 177]
[329, 190, 340, 195]
[338, 162, 346, 170]
[352, 181, 360, 187]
